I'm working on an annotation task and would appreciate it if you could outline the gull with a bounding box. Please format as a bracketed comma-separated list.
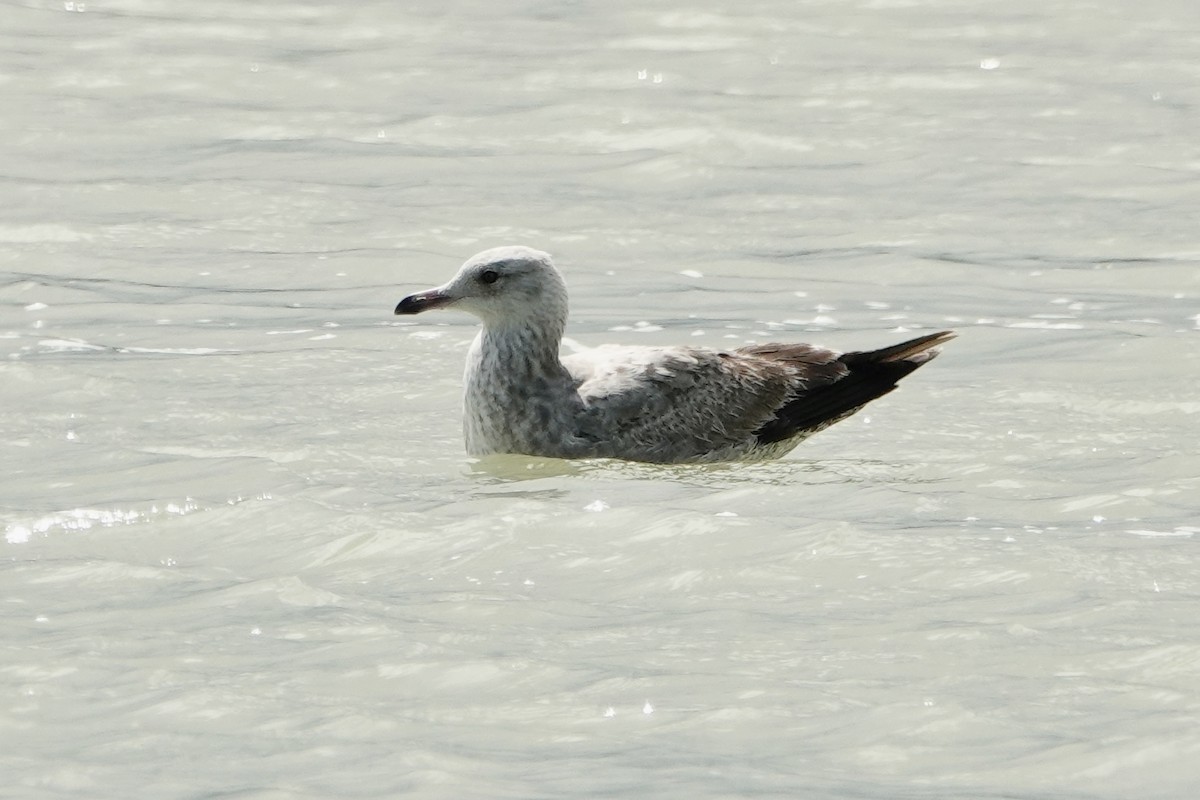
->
[394, 246, 954, 464]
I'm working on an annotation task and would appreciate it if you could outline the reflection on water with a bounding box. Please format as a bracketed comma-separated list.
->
[465, 453, 589, 481]
[464, 448, 943, 489]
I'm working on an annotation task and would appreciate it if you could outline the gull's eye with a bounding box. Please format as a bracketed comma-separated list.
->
[479, 269, 500, 285]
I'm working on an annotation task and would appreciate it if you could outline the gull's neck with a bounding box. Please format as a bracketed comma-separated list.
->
[476, 316, 565, 376]
[463, 316, 577, 456]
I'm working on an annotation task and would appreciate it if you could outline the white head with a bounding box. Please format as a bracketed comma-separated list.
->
[394, 246, 568, 330]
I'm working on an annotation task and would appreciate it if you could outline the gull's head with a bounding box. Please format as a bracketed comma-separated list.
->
[394, 246, 568, 327]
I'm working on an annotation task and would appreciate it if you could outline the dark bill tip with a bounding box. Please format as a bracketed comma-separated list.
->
[394, 290, 450, 315]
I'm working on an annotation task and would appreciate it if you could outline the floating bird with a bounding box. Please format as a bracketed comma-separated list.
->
[395, 246, 953, 463]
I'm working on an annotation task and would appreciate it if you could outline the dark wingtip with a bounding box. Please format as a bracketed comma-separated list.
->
[874, 330, 956, 363]
[751, 331, 955, 445]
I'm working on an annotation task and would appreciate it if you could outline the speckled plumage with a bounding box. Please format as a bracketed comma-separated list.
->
[394, 246, 954, 464]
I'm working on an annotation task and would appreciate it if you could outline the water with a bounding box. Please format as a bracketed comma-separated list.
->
[3, 1, 1199, 798]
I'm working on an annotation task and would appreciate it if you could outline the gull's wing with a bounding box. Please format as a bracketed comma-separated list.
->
[561, 345, 795, 462]
[559, 330, 954, 462]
